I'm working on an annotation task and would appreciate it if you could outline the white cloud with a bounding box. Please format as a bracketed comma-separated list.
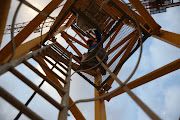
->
[162, 85, 180, 120]
[1, 2, 180, 120]
[149, 38, 180, 69]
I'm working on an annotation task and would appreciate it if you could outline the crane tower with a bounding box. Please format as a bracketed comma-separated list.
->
[0, 0, 179, 120]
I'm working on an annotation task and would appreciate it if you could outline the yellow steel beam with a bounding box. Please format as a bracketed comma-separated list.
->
[50, 9, 71, 36]
[72, 62, 96, 76]
[47, 0, 75, 34]
[53, 13, 75, 36]
[55, 43, 81, 64]
[0, 0, 63, 64]
[71, 26, 87, 44]
[2, 33, 48, 64]
[153, 30, 180, 48]
[61, 32, 83, 57]
[0, 0, 11, 47]
[95, 70, 107, 120]
[117, 31, 139, 63]
[108, 29, 137, 54]
[106, 59, 180, 101]
[63, 32, 88, 49]
[128, 0, 161, 34]
[54, 43, 96, 76]
[37, 56, 86, 120]
[104, 20, 115, 33]
[48, 0, 78, 38]
[99, 57, 161, 120]
[65, 14, 76, 27]
[112, 0, 147, 26]
[94, 0, 121, 20]
[105, 22, 123, 50]
[103, 69, 120, 91]
[101, 17, 111, 31]
[107, 39, 131, 67]
[2, 23, 71, 64]
[105, 31, 139, 90]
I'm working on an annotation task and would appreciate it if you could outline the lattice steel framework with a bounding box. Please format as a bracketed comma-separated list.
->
[0, 0, 179, 120]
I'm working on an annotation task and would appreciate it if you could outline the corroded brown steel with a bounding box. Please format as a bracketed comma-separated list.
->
[0, 0, 63, 64]
[106, 59, 180, 101]
[65, 14, 76, 27]
[101, 17, 111, 32]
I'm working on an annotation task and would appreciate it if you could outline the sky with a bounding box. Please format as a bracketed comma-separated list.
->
[0, 0, 180, 120]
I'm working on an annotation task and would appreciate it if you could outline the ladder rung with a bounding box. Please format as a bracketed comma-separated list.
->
[38, 53, 68, 77]
[50, 48, 69, 62]
[52, 44, 70, 58]
[10, 68, 64, 111]
[0, 44, 52, 75]
[14, 80, 46, 120]
[51, 45, 70, 60]
[47, 48, 69, 67]
[32, 56, 67, 84]
[23, 61, 65, 95]
[0, 87, 43, 120]
[43, 51, 68, 71]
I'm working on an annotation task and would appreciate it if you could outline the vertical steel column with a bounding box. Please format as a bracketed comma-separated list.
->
[0, 0, 11, 46]
[95, 70, 107, 120]
[96, 56, 161, 120]
[58, 55, 72, 120]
